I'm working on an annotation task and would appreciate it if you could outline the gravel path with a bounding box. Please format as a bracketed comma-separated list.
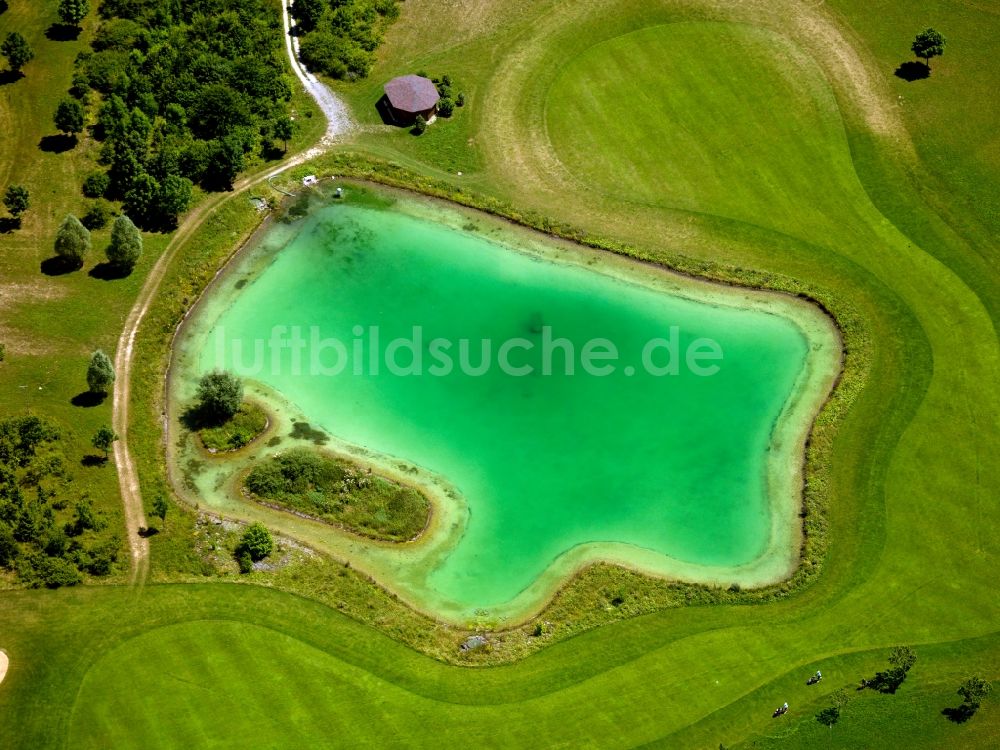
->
[280, 0, 355, 148]
[112, 1, 353, 585]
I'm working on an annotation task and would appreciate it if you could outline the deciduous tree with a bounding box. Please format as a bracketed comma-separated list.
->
[58, 0, 90, 27]
[272, 117, 294, 152]
[158, 174, 192, 225]
[91, 425, 118, 460]
[958, 676, 992, 710]
[291, 0, 325, 32]
[1, 32, 33, 73]
[816, 706, 840, 732]
[54, 97, 85, 136]
[196, 371, 243, 422]
[911, 28, 946, 70]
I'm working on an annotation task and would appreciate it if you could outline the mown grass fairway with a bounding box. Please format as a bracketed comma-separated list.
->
[1, 0, 999, 747]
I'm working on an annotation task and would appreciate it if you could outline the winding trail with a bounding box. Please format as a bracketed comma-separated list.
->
[112, 0, 351, 584]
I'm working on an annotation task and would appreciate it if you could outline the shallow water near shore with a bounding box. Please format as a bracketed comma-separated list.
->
[172, 187, 839, 618]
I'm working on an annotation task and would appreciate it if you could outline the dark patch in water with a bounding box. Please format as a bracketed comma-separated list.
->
[266, 436, 282, 447]
[280, 194, 313, 223]
[290, 421, 329, 445]
[235, 278, 248, 290]
[527, 312, 545, 335]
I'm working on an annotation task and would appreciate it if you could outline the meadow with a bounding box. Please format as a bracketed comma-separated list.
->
[1, 0, 998, 747]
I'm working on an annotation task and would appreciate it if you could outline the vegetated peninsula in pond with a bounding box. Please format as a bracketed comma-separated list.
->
[244, 447, 429, 542]
[174, 189, 839, 618]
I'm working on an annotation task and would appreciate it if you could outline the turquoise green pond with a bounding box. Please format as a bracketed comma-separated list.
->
[171, 188, 840, 620]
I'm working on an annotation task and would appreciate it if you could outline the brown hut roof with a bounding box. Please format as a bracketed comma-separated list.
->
[384, 75, 440, 114]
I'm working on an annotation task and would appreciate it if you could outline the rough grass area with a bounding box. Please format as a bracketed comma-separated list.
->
[197, 402, 268, 452]
[244, 447, 429, 542]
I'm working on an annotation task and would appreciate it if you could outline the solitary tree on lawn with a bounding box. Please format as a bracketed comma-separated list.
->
[911, 28, 946, 70]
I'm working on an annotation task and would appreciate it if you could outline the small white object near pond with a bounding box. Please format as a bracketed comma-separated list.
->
[302, 175, 318, 186]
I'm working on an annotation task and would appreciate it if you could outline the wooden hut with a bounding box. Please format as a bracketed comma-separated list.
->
[382, 75, 440, 125]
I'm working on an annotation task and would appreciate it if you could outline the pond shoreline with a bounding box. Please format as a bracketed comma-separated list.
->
[162, 175, 845, 625]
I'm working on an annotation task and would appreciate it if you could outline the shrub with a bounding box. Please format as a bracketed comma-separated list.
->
[412, 115, 427, 135]
[236, 548, 253, 573]
[82, 200, 114, 230]
[239, 522, 273, 562]
[437, 97, 454, 118]
[39, 556, 82, 588]
[82, 171, 110, 198]
[456, 92, 465, 107]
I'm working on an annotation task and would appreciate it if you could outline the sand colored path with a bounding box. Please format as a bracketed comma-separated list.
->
[0, 651, 9, 686]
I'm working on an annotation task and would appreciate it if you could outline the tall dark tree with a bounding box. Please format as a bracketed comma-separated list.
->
[158, 174, 192, 225]
[122, 172, 159, 224]
[54, 214, 91, 266]
[54, 98, 85, 137]
[86, 349, 115, 394]
[209, 136, 246, 189]
[1, 32, 33, 73]
[911, 28, 946, 70]
[57, 0, 90, 27]
[106, 214, 142, 270]
[3, 185, 29, 219]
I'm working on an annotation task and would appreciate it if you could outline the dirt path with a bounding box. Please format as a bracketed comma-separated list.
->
[112, 1, 350, 585]
[0, 650, 8, 686]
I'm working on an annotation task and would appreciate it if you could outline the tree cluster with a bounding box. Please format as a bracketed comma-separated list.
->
[0, 416, 120, 587]
[865, 645, 917, 694]
[70, 1, 298, 228]
[292, 0, 399, 80]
